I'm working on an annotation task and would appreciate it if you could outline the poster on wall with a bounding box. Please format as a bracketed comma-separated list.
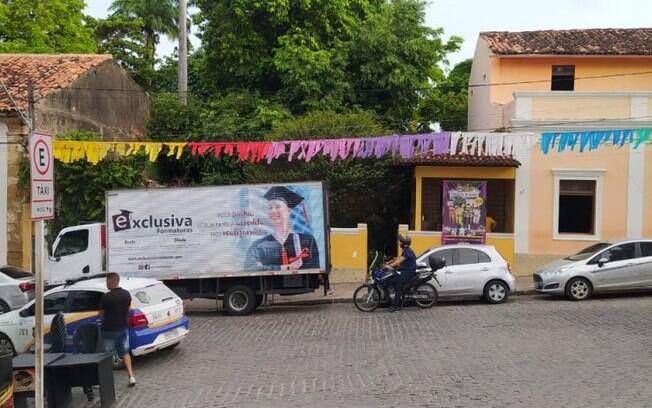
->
[442, 180, 487, 245]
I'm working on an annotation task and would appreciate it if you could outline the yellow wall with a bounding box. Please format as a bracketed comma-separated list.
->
[645, 145, 652, 237]
[530, 95, 632, 120]
[492, 57, 652, 105]
[414, 166, 516, 231]
[21, 203, 31, 270]
[415, 166, 516, 180]
[528, 145, 630, 254]
[410, 167, 517, 271]
[329, 224, 367, 270]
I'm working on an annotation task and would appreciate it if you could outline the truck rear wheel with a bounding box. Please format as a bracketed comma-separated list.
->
[224, 285, 256, 316]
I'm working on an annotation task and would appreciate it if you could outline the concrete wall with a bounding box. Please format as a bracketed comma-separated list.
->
[1, 61, 150, 268]
[468, 38, 652, 130]
[468, 38, 507, 131]
[0, 122, 7, 265]
[645, 145, 652, 237]
[492, 56, 652, 105]
[36, 61, 149, 141]
[329, 224, 367, 283]
[0, 117, 29, 268]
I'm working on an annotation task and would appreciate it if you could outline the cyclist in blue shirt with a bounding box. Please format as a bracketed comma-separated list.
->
[384, 234, 417, 311]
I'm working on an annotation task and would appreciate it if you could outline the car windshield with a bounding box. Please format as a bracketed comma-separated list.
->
[564, 242, 612, 261]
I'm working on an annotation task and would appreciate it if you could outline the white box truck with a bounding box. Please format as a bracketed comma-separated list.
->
[44, 182, 330, 315]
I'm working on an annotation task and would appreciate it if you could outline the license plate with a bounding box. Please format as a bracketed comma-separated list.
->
[151, 306, 181, 322]
[161, 328, 180, 341]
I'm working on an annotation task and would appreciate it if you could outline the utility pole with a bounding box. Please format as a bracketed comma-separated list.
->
[178, 0, 188, 105]
[28, 81, 45, 408]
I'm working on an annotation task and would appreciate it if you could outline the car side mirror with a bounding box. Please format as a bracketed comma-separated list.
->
[598, 258, 608, 267]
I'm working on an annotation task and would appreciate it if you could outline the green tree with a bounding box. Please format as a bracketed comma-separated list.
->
[149, 52, 208, 97]
[195, 0, 461, 128]
[419, 58, 472, 131]
[0, 0, 96, 53]
[347, 1, 461, 130]
[147, 92, 203, 141]
[87, 15, 155, 87]
[198, 92, 290, 141]
[109, 0, 179, 64]
[266, 110, 385, 141]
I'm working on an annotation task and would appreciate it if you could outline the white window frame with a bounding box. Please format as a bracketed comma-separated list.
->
[552, 169, 605, 241]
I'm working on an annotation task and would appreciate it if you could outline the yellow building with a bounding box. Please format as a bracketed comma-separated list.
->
[460, 28, 652, 275]
[399, 136, 526, 274]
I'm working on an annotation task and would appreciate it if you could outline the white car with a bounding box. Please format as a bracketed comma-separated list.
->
[417, 244, 517, 304]
[0, 277, 190, 357]
[0, 266, 35, 313]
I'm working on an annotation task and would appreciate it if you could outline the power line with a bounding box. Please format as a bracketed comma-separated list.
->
[24, 68, 652, 95]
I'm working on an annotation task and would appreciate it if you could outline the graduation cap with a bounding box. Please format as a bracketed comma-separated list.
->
[264, 186, 304, 209]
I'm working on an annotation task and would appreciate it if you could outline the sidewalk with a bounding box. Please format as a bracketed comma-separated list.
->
[185, 276, 536, 312]
[266, 275, 536, 306]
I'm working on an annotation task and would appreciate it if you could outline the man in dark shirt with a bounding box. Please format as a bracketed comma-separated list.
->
[384, 235, 417, 311]
[99, 273, 136, 386]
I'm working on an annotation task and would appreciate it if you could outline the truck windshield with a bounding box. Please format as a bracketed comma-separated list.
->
[564, 242, 611, 261]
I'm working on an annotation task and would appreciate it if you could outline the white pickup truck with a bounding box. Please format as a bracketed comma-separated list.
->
[45, 182, 330, 315]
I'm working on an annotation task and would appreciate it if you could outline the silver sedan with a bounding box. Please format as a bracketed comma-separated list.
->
[533, 239, 652, 300]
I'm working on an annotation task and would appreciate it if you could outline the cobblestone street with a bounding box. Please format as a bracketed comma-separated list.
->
[81, 294, 652, 408]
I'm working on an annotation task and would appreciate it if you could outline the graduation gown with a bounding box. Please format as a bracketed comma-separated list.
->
[244, 233, 320, 271]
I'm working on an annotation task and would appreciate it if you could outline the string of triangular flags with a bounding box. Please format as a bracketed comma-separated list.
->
[540, 128, 652, 154]
[53, 132, 538, 165]
[50, 129, 651, 165]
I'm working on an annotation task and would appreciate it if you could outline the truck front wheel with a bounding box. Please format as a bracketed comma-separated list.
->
[224, 285, 256, 316]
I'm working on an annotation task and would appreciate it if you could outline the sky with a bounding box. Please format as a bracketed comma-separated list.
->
[85, 0, 652, 67]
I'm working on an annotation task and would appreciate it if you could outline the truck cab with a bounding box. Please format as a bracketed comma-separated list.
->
[45, 223, 105, 285]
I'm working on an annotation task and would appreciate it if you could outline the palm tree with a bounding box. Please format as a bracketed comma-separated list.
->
[109, 0, 179, 63]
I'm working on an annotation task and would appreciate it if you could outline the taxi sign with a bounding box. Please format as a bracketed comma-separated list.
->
[29, 133, 54, 220]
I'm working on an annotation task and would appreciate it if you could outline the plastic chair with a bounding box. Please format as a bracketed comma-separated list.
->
[48, 312, 66, 353]
[72, 324, 104, 401]
[72, 324, 103, 354]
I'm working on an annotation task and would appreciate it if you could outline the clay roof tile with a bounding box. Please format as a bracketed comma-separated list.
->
[0, 54, 112, 113]
[480, 28, 652, 56]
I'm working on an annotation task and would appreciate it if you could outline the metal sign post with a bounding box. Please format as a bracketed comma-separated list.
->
[28, 81, 54, 408]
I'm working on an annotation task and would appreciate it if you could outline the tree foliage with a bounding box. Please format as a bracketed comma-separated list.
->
[195, 0, 461, 129]
[109, 0, 179, 64]
[419, 58, 472, 131]
[50, 156, 148, 242]
[0, 0, 96, 53]
[87, 15, 154, 88]
[266, 110, 386, 141]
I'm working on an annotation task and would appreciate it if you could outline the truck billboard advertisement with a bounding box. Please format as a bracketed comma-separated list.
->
[106, 182, 328, 279]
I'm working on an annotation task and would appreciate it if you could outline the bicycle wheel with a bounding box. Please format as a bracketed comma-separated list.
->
[413, 282, 437, 308]
[353, 284, 381, 312]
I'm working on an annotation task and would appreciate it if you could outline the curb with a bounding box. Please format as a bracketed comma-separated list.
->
[269, 288, 539, 307]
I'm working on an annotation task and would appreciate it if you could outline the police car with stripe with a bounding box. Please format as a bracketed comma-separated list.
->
[0, 275, 190, 361]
